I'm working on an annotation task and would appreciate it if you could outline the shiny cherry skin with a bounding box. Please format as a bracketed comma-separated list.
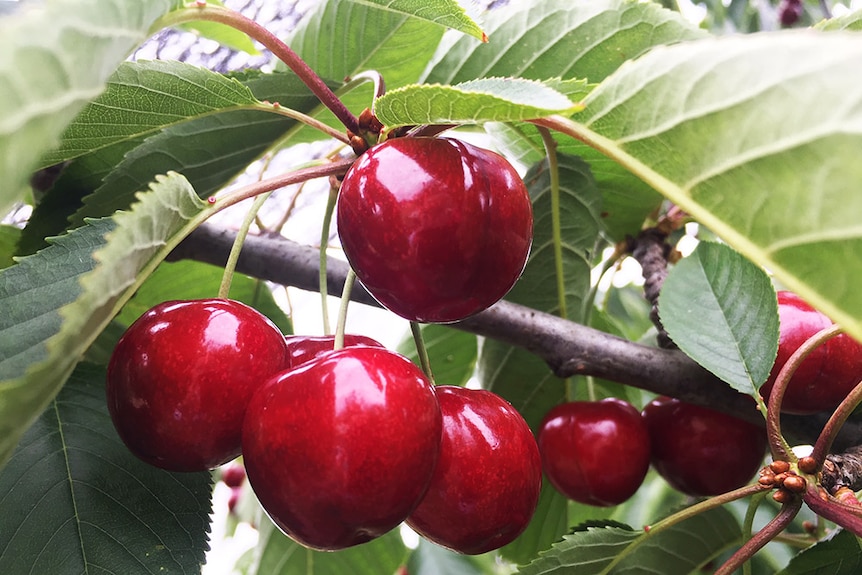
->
[284, 334, 382, 369]
[337, 136, 533, 323]
[106, 299, 288, 471]
[406, 386, 542, 555]
[241, 346, 442, 551]
[760, 291, 862, 414]
[537, 398, 651, 507]
[642, 397, 767, 496]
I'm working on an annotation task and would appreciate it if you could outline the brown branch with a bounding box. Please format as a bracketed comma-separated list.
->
[167, 222, 862, 449]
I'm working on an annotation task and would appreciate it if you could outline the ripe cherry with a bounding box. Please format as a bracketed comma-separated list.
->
[642, 396, 767, 496]
[406, 386, 542, 554]
[336, 136, 533, 323]
[106, 298, 288, 471]
[241, 346, 442, 551]
[760, 291, 862, 414]
[537, 398, 651, 507]
[284, 333, 382, 369]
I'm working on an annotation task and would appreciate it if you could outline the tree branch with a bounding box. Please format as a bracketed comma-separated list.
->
[167, 222, 862, 449]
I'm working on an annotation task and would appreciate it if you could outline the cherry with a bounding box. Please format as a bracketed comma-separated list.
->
[405, 386, 542, 554]
[106, 298, 288, 472]
[241, 346, 442, 551]
[336, 136, 533, 323]
[221, 462, 246, 488]
[642, 396, 767, 496]
[284, 333, 382, 369]
[537, 398, 651, 507]
[759, 291, 862, 414]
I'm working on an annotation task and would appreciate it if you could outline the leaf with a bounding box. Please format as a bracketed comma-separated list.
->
[479, 154, 605, 562]
[517, 506, 741, 575]
[0, 363, 212, 574]
[176, 21, 261, 56]
[0, 225, 20, 269]
[0, 172, 209, 470]
[396, 324, 477, 387]
[40, 60, 261, 166]
[567, 30, 862, 343]
[658, 242, 779, 395]
[776, 528, 862, 574]
[816, 9, 862, 31]
[344, 0, 486, 41]
[375, 78, 581, 128]
[249, 516, 407, 575]
[0, 0, 174, 214]
[406, 539, 488, 575]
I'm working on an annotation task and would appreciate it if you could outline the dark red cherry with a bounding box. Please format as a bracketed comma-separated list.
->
[760, 291, 862, 414]
[241, 346, 442, 551]
[642, 396, 767, 496]
[537, 398, 651, 507]
[406, 386, 542, 554]
[106, 299, 288, 471]
[336, 136, 533, 323]
[284, 333, 382, 369]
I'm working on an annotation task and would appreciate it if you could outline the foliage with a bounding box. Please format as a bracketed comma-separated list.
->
[2, 0, 862, 573]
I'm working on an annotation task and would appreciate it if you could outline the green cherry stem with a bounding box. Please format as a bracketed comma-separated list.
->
[714, 497, 803, 575]
[217, 191, 270, 299]
[157, 3, 359, 134]
[810, 375, 862, 466]
[318, 184, 339, 335]
[740, 491, 768, 575]
[410, 322, 435, 384]
[765, 324, 843, 462]
[333, 268, 357, 351]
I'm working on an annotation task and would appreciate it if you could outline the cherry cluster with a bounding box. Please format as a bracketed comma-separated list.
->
[538, 396, 768, 506]
[106, 135, 542, 554]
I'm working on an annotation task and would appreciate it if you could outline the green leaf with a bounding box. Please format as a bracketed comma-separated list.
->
[518, 506, 741, 574]
[375, 78, 581, 128]
[116, 259, 292, 335]
[658, 242, 779, 394]
[0, 0, 175, 214]
[344, 0, 486, 41]
[776, 529, 862, 574]
[568, 30, 862, 343]
[816, 9, 862, 31]
[0, 172, 209, 470]
[176, 21, 261, 55]
[0, 363, 212, 574]
[480, 154, 605, 562]
[396, 324, 477, 387]
[249, 516, 407, 575]
[0, 225, 20, 269]
[406, 539, 488, 575]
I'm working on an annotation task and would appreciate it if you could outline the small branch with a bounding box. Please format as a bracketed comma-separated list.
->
[627, 228, 675, 349]
[166, 223, 862, 449]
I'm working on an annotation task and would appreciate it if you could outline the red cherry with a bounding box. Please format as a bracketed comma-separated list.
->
[336, 136, 533, 323]
[760, 291, 862, 414]
[106, 299, 288, 471]
[406, 386, 541, 554]
[642, 397, 767, 496]
[221, 462, 246, 488]
[537, 398, 651, 507]
[241, 346, 442, 551]
[284, 334, 383, 369]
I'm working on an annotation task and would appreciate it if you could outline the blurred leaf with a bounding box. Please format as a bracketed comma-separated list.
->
[375, 78, 581, 128]
[592, 285, 654, 344]
[659, 242, 778, 394]
[176, 20, 261, 55]
[816, 9, 862, 31]
[406, 539, 488, 575]
[0, 363, 212, 574]
[776, 528, 862, 574]
[567, 31, 862, 341]
[115, 259, 292, 334]
[0, 172, 209, 470]
[0, 0, 174, 214]
[345, 0, 486, 41]
[517, 506, 741, 574]
[397, 324, 477, 387]
[249, 516, 407, 575]
[0, 225, 20, 269]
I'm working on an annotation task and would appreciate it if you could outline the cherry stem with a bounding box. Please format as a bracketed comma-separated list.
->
[811, 374, 862, 467]
[333, 268, 356, 351]
[740, 491, 768, 575]
[803, 484, 862, 534]
[217, 191, 270, 299]
[318, 184, 339, 335]
[765, 323, 843, 462]
[602, 482, 770, 573]
[345, 70, 387, 109]
[714, 497, 803, 575]
[159, 4, 359, 134]
[410, 322, 435, 384]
